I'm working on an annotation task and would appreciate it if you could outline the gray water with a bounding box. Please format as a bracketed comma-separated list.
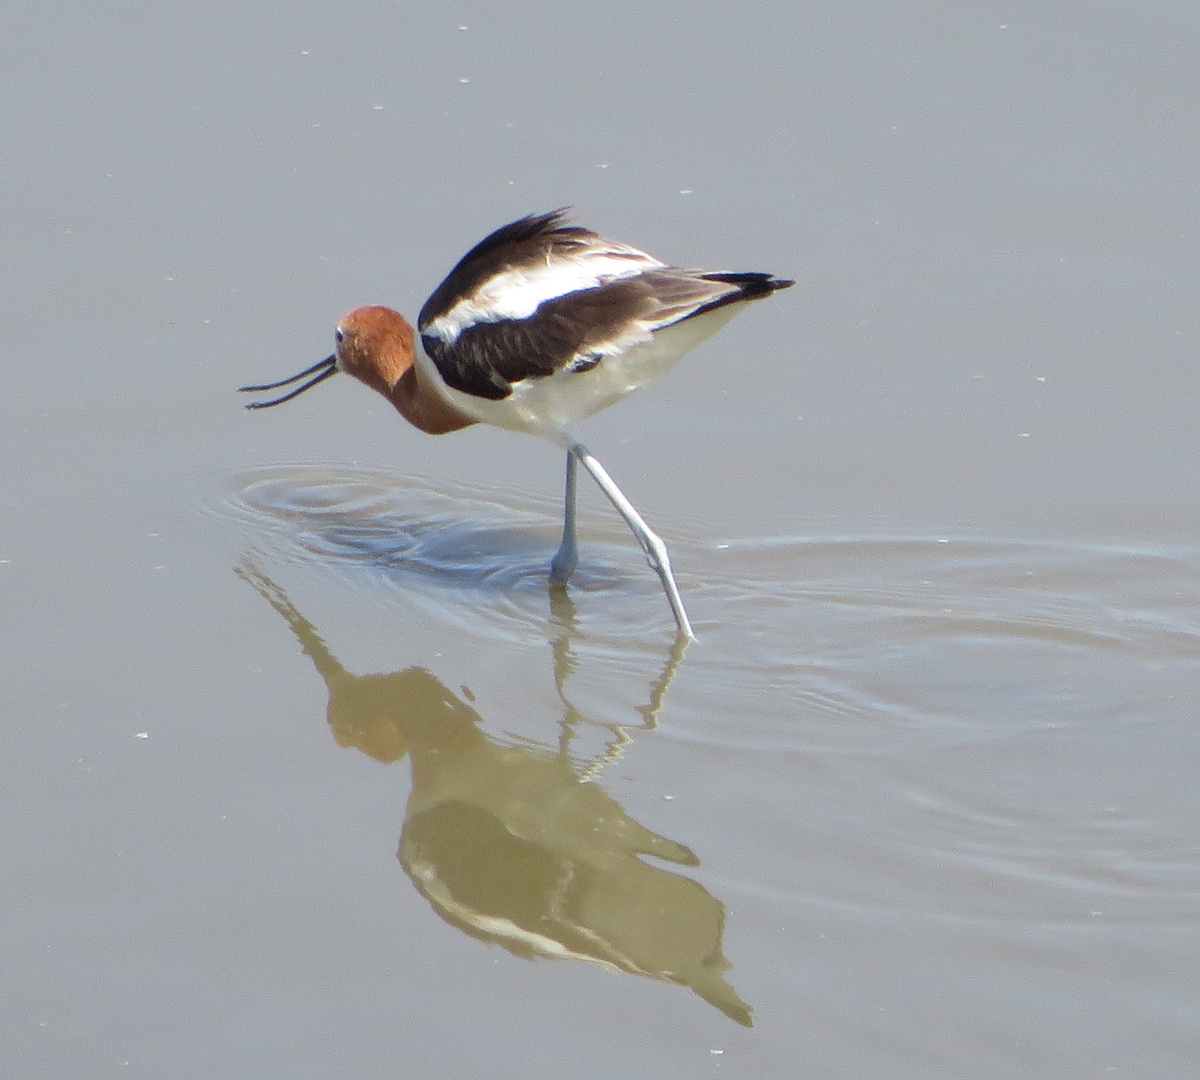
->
[3, 2, 1198, 1077]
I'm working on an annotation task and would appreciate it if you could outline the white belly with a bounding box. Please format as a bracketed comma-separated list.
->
[414, 304, 742, 443]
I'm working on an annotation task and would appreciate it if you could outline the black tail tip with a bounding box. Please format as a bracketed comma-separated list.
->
[702, 271, 794, 297]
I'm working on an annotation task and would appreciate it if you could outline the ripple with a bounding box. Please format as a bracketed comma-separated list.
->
[660, 534, 1200, 919]
[210, 467, 1200, 678]
[209, 463, 694, 642]
[207, 468, 1200, 918]
[657, 532, 1200, 755]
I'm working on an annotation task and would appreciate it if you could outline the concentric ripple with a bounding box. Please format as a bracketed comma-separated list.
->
[213, 463, 691, 640]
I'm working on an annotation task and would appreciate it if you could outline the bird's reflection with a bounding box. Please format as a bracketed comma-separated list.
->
[237, 562, 752, 1027]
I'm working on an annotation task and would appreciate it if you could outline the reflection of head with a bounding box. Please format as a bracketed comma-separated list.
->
[238, 562, 752, 1026]
[324, 672, 411, 763]
[236, 562, 414, 763]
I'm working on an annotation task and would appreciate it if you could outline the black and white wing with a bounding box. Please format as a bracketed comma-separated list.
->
[417, 209, 792, 401]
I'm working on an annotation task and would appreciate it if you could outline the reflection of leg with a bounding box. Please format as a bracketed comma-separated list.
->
[561, 617, 690, 783]
[549, 449, 578, 585]
[571, 441, 695, 641]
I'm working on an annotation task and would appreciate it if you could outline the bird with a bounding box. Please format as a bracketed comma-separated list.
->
[240, 209, 792, 640]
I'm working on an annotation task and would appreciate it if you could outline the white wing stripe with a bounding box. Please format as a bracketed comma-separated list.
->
[427, 251, 663, 343]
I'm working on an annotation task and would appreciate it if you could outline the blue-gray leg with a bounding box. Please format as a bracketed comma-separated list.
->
[566, 441, 695, 641]
[549, 448, 579, 585]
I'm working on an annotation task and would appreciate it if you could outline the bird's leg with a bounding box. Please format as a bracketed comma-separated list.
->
[569, 441, 696, 641]
[549, 448, 579, 585]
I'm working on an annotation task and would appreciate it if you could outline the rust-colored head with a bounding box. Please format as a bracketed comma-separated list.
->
[338, 303, 477, 434]
[333, 306, 416, 397]
[336, 305, 476, 435]
[241, 305, 474, 435]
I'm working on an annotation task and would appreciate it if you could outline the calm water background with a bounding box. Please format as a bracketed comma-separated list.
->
[3, 1, 1199, 1077]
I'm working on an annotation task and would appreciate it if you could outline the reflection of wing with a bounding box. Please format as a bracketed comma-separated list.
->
[400, 677, 753, 1027]
[401, 795, 752, 1027]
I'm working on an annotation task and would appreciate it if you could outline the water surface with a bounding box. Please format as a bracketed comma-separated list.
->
[3, 2, 1199, 1077]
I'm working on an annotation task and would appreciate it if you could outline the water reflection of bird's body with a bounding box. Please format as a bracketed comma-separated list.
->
[239, 563, 752, 1026]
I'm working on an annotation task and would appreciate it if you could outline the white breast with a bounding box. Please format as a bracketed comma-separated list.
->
[415, 303, 742, 443]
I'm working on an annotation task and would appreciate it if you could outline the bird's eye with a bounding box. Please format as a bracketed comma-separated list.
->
[334, 328, 345, 344]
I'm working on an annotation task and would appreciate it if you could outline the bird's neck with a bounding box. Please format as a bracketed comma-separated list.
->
[389, 367, 477, 435]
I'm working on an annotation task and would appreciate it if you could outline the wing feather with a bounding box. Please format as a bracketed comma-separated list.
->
[417, 211, 794, 401]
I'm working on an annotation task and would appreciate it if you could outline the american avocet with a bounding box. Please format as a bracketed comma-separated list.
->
[240, 210, 792, 639]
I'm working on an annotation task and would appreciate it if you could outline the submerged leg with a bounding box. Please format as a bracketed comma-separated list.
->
[569, 441, 695, 641]
[549, 449, 579, 585]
